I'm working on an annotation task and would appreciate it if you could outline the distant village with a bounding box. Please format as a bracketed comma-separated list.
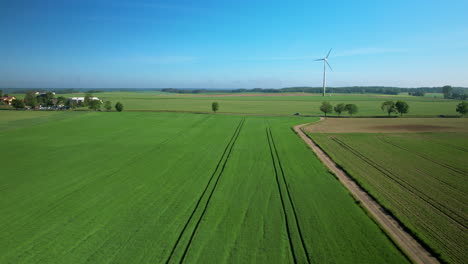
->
[0, 90, 122, 111]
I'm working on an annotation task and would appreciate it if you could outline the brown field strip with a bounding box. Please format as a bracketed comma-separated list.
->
[305, 118, 468, 134]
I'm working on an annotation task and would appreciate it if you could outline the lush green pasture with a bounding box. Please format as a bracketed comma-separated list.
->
[308, 123, 468, 264]
[12, 91, 459, 116]
[98, 93, 459, 116]
[0, 112, 408, 263]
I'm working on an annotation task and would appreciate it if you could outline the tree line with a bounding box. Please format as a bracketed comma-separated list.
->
[442, 85, 467, 100]
[318, 100, 466, 117]
[319, 102, 358, 116]
[159, 86, 468, 96]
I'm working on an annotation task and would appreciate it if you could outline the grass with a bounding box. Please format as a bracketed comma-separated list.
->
[0, 111, 408, 263]
[306, 118, 468, 264]
[10, 91, 462, 116]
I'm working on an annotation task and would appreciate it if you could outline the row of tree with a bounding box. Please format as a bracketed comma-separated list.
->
[381, 101, 410, 116]
[9, 91, 124, 112]
[320, 102, 359, 116]
[318, 101, 411, 117]
[160, 86, 468, 96]
[442, 85, 467, 100]
[66, 98, 123, 112]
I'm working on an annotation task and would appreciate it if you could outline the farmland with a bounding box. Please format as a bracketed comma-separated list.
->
[0, 111, 409, 263]
[305, 118, 468, 264]
[11, 91, 461, 116]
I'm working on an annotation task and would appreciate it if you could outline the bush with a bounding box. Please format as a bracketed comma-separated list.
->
[115, 102, 124, 112]
[212, 102, 219, 113]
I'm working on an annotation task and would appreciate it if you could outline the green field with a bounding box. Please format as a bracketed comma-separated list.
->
[10, 91, 461, 116]
[0, 111, 409, 263]
[307, 119, 468, 264]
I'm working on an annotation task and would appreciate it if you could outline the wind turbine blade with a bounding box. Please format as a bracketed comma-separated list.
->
[326, 60, 333, 71]
[326, 48, 332, 58]
[314, 59, 324, 61]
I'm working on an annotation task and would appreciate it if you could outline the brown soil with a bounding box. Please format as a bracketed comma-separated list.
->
[305, 118, 468, 133]
[371, 124, 454, 132]
[294, 120, 439, 264]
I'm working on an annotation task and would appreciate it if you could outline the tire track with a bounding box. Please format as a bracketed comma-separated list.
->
[266, 127, 311, 264]
[165, 118, 245, 264]
[377, 136, 467, 175]
[331, 137, 467, 229]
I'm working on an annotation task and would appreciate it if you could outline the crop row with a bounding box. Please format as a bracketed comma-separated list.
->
[331, 137, 465, 228]
[310, 132, 467, 264]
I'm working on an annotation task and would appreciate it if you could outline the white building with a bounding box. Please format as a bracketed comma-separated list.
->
[69, 97, 102, 103]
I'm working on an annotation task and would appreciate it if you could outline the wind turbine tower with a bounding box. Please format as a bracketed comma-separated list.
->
[315, 49, 333, 96]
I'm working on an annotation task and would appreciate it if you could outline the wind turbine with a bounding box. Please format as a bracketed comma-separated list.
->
[315, 48, 333, 96]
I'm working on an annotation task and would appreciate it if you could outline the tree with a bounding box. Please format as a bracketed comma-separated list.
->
[65, 99, 77, 109]
[212, 102, 219, 113]
[345, 104, 358, 116]
[45, 92, 55, 106]
[456, 101, 468, 116]
[395, 101, 409, 117]
[319, 101, 333, 117]
[88, 100, 102, 111]
[334, 103, 346, 116]
[115, 102, 124, 112]
[24, 92, 38, 108]
[84, 93, 93, 106]
[11, 99, 25, 109]
[0, 89, 2, 97]
[442, 85, 453, 99]
[56, 96, 66, 106]
[381, 101, 397, 116]
[104, 101, 112, 111]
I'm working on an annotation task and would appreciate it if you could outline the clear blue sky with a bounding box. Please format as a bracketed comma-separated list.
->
[1, 0, 467, 88]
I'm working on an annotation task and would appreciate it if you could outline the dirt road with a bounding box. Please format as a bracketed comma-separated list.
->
[293, 120, 439, 264]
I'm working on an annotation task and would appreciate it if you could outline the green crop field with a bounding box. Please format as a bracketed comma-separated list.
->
[306, 119, 468, 264]
[0, 111, 409, 263]
[10, 91, 461, 116]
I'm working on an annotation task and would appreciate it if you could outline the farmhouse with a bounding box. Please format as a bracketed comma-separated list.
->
[1, 96, 16, 105]
[69, 97, 102, 103]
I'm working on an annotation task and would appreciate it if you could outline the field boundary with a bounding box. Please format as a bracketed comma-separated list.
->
[165, 118, 246, 264]
[293, 122, 440, 264]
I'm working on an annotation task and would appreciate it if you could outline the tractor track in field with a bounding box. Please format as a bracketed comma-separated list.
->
[377, 136, 468, 175]
[293, 121, 440, 264]
[331, 137, 467, 229]
[266, 127, 311, 264]
[165, 118, 245, 264]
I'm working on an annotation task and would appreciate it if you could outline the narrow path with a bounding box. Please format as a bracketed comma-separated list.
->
[293, 119, 439, 264]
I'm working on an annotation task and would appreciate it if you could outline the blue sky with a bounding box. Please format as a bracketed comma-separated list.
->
[1, 0, 467, 88]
